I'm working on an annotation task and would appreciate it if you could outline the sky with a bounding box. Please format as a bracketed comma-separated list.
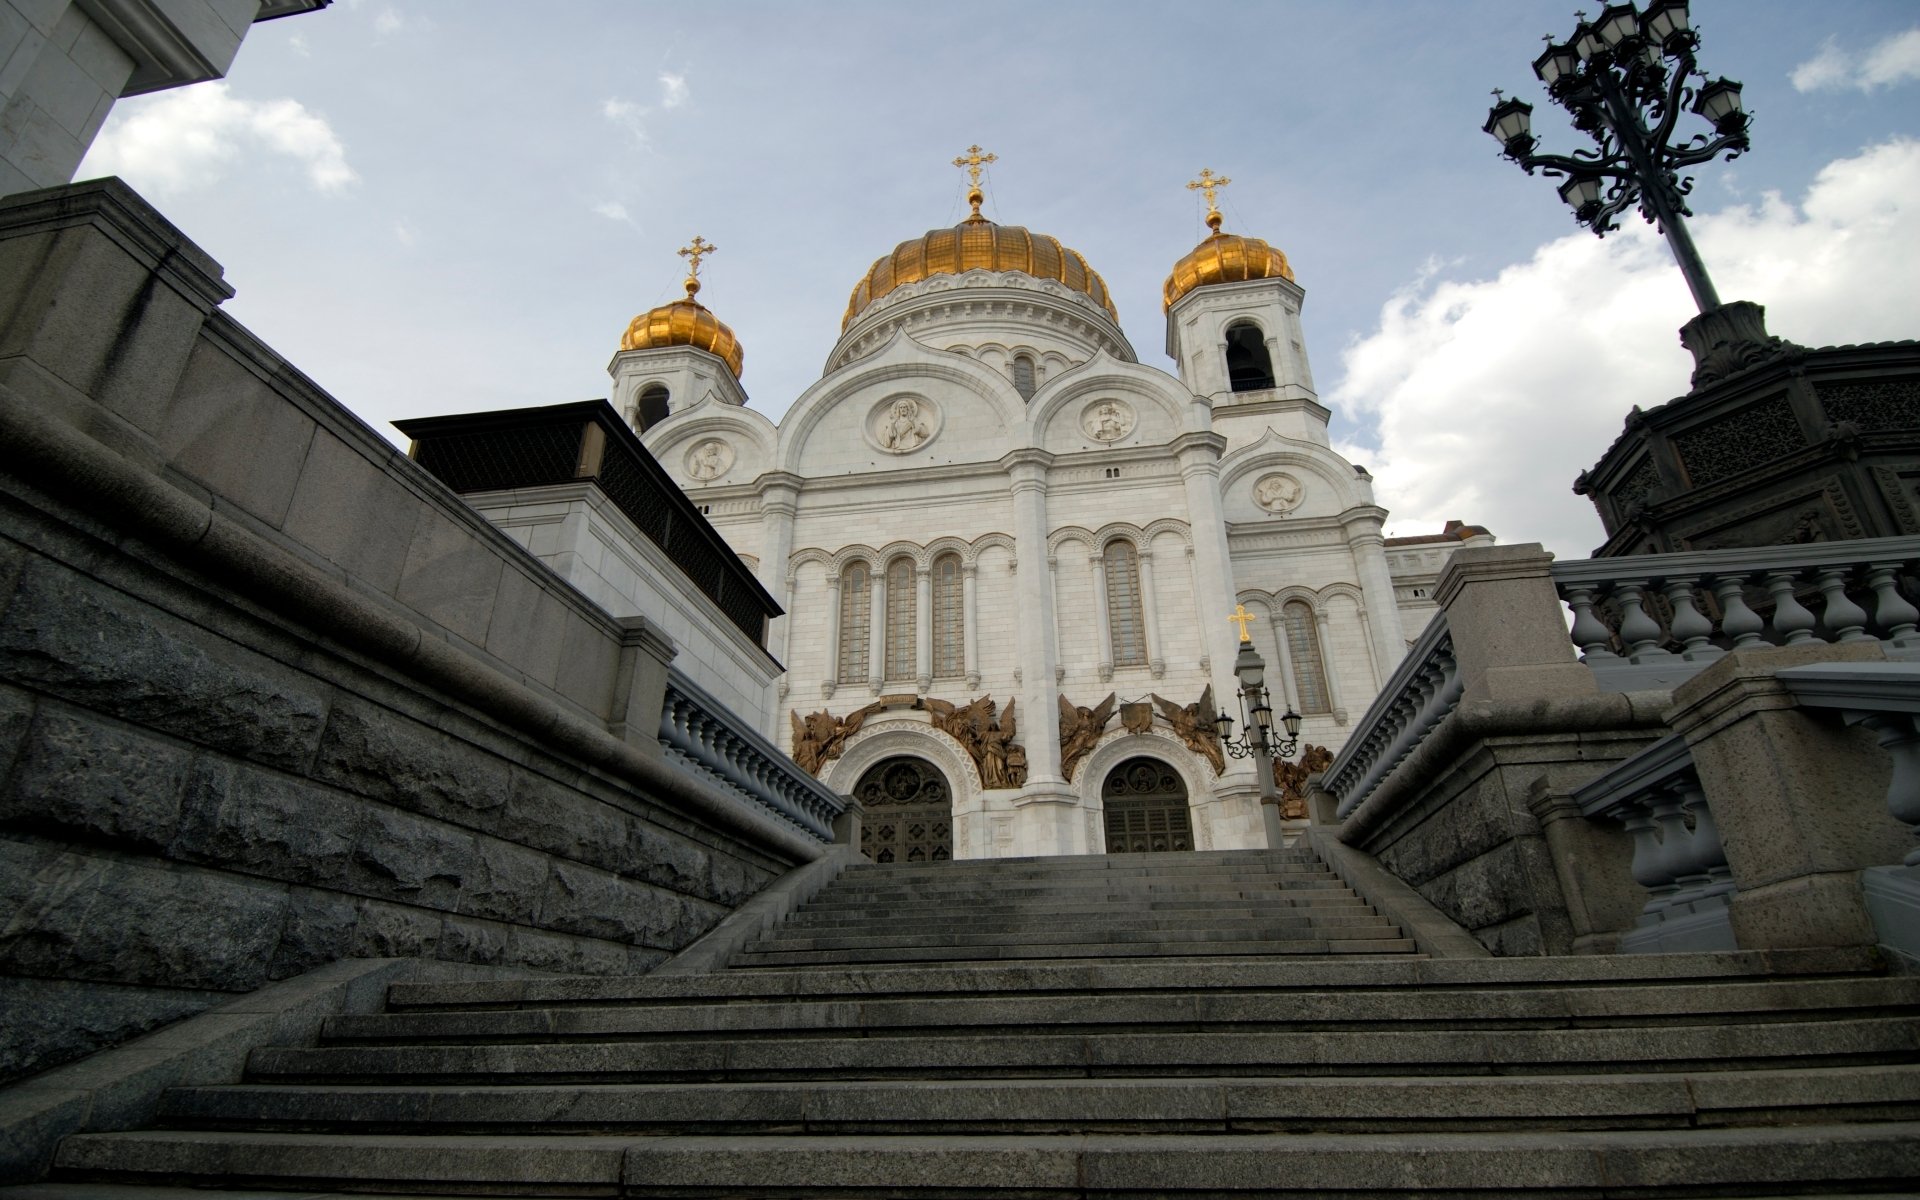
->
[75, 1, 1920, 560]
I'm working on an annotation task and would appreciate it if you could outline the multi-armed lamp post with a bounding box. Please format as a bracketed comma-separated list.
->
[1483, 1, 1750, 314]
[1216, 607, 1302, 843]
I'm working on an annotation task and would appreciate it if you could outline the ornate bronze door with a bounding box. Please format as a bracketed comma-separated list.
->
[1101, 757, 1192, 853]
[854, 757, 953, 863]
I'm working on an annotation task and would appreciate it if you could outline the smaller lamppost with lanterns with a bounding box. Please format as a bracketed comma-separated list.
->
[1483, 1, 1749, 315]
[1216, 606, 1303, 845]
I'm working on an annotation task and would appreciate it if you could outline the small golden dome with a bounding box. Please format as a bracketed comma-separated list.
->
[620, 275, 744, 378]
[843, 215, 1118, 330]
[1162, 214, 1295, 311]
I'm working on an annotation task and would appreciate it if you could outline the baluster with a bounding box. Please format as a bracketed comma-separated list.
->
[1855, 712, 1920, 867]
[1815, 566, 1870, 642]
[1643, 791, 1693, 915]
[1866, 562, 1920, 649]
[1621, 802, 1680, 918]
[1614, 582, 1672, 661]
[1562, 583, 1618, 661]
[1676, 780, 1735, 901]
[1764, 570, 1818, 644]
[1663, 576, 1719, 661]
[1710, 574, 1766, 650]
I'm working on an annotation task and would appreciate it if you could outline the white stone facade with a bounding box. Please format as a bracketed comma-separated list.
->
[618, 228, 1488, 858]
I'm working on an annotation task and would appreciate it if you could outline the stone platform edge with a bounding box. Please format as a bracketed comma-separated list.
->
[0, 958, 534, 1185]
[1306, 828, 1490, 959]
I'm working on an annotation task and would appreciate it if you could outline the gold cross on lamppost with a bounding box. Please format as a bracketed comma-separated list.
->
[676, 235, 716, 299]
[953, 143, 997, 219]
[1187, 168, 1232, 232]
[1228, 603, 1258, 643]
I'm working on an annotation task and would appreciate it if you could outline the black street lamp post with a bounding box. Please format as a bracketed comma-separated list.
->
[1484, 0, 1749, 313]
[1214, 638, 1302, 803]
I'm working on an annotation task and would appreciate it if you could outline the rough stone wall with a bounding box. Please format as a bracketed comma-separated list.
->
[0, 180, 811, 1084]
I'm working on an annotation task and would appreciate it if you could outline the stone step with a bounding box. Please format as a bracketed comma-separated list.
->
[377, 948, 1894, 1011]
[731, 937, 1420, 964]
[741, 928, 1409, 956]
[767, 911, 1395, 937]
[51, 1124, 1920, 1195]
[152, 1064, 1920, 1135]
[244, 1017, 1920, 1084]
[810, 878, 1352, 902]
[317, 978, 1920, 1044]
[848, 850, 1323, 873]
[827, 866, 1341, 886]
[791, 894, 1377, 917]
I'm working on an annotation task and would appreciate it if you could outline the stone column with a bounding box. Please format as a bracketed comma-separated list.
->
[1344, 511, 1406, 685]
[1000, 449, 1070, 797]
[1173, 433, 1245, 717]
[961, 564, 980, 688]
[822, 573, 842, 697]
[1139, 547, 1164, 678]
[868, 567, 885, 693]
[914, 565, 932, 692]
[1089, 551, 1113, 681]
[1268, 604, 1302, 713]
[757, 477, 799, 730]
[1666, 642, 1911, 950]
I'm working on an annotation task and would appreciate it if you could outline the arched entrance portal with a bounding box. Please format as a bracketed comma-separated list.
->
[853, 757, 953, 863]
[1101, 756, 1193, 853]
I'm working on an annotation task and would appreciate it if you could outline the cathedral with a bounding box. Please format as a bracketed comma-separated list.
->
[612, 155, 1491, 862]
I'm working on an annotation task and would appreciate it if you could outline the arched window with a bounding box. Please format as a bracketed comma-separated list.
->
[1104, 540, 1147, 667]
[634, 384, 671, 431]
[1225, 323, 1276, 392]
[1281, 599, 1330, 713]
[884, 557, 916, 680]
[1012, 354, 1037, 400]
[837, 562, 870, 683]
[932, 553, 964, 677]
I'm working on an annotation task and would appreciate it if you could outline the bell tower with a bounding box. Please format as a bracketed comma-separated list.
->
[609, 235, 749, 432]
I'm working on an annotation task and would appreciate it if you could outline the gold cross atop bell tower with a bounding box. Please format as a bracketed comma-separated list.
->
[677, 235, 716, 299]
[1187, 168, 1232, 233]
[953, 143, 997, 221]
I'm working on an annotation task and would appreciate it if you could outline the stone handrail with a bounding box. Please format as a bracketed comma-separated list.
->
[1776, 661, 1920, 867]
[1552, 535, 1920, 692]
[658, 669, 847, 842]
[1325, 614, 1461, 819]
[1571, 734, 1735, 952]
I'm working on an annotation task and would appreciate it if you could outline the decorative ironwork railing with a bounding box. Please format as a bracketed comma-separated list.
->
[1552, 535, 1920, 692]
[657, 669, 847, 843]
[1325, 615, 1461, 820]
[1571, 734, 1736, 952]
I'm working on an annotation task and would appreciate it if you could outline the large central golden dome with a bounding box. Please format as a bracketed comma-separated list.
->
[843, 213, 1118, 330]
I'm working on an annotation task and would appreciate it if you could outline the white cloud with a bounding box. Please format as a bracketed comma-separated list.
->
[592, 200, 630, 222]
[287, 32, 310, 57]
[79, 82, 355, 196]
[659, 72, 689, 108]
[602, 96, 648, 144]
[393, 219, 415, 246]
[1792, 28, 1920, 92]
[1330, 138, 1920, 560]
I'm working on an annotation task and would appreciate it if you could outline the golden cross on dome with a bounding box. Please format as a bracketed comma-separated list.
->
[952, 143, 997, 218]
[1187, 168, 1232, 232]
[676, 235, 716, 298]
[1228, 603, 1258, 643]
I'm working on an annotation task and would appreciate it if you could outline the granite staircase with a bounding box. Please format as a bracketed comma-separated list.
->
[24, 848, 1920, 1196]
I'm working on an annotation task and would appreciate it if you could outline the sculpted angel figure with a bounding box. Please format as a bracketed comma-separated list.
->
[978, 698, 1018, 789]
[881, 398, 929, 451]
[1057, 691, 1117, 781]
[1273, 743, 1334, 820]
[788, 700, 884, 776]
[1152, 684, 1225, 775]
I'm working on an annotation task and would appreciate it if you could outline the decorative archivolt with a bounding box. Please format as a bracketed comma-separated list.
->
[781, 330, 1023, 466]
[820, 720, 986, 813]
[1028, 351, 1190, 431]
[1046, 518, 1191, 559]
[1236, 580, 1364, 614]
[1071, 727, 1218, 818]
[801, 531, 1019, 575]
[648, 403, 779, 462]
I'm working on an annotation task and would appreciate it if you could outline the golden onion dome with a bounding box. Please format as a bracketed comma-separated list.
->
[1162, 210, 1295, 311]
[620, 273, 744, 378]
[842, 211, 1118, 330]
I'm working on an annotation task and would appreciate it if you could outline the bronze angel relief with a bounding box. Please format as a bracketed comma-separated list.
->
[1057, 691, 1116, 781]
[1151, 685, 1226, 775]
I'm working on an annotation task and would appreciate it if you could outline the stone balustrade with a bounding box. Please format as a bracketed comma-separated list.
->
[659, 670, 849, 842]
[1325, 615, 1461, 819]
[1570, 735, 1736, 953]
[1552, 535, 1920, 692]
[1775, 662, 1920, 868]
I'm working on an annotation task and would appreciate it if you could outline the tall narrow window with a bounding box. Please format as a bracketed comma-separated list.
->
[635, 384, 671, 431]
[837, 562, 870, 682]
[1012, 354, 1037, 400]
[884, 558, 916, 680]
[1282, 600, 1330, 713]
[1104, 541, 1147, 667]
[1225, 323, 1276, 392]
[932, 553, 964, 676]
